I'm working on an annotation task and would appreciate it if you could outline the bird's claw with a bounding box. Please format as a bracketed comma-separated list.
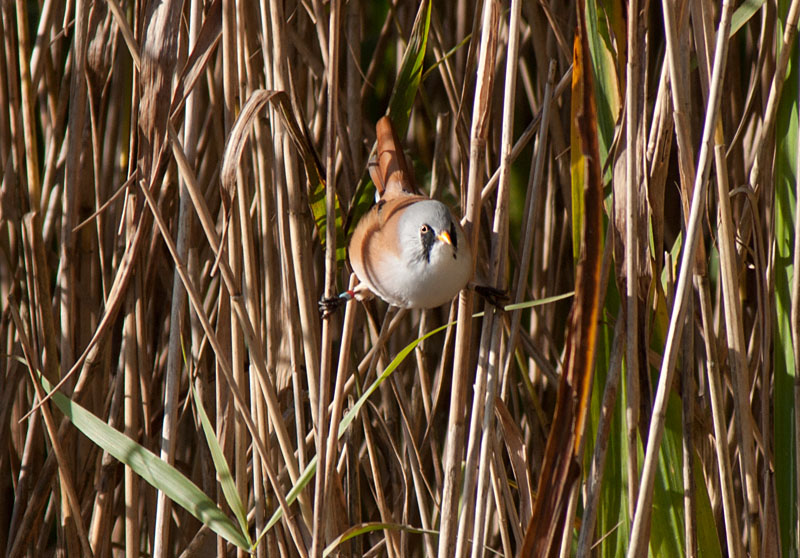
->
[475, 285, 509, 309]
[318, 296, 344, 318]
[318, 290, 356, 318]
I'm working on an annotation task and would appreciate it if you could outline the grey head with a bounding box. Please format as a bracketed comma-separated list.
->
[396, 200, 461, 265]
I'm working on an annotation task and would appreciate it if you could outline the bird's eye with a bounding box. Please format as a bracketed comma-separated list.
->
[420, 224, 430, 234]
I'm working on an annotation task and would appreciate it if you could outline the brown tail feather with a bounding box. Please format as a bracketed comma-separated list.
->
[374, 116, 416, 198]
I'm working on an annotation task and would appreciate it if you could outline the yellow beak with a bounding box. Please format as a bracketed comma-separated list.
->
[437, 231, 453, 245]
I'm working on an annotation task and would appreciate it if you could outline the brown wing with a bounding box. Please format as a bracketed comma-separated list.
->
[347, 194, 426, 297]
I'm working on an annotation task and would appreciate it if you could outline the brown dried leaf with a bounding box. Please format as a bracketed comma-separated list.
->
[138, 0, 183, 181]
[169, 0, 222, 119]
[521, 3, 605, 555]
[220, 89, 328, 242]
[495, 397, 534, 526]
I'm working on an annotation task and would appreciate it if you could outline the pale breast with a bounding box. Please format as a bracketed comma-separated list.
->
[348, 196, 472, 309]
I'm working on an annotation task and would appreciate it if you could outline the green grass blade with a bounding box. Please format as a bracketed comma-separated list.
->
[585, 0, 622, 170]
[322, 522, 437, 557]
[190, 379, 252, 545]
[730, 0, 766, 37]
[649, 394, 686, 557]
[774, 1, 799, 550]
[387, 0, 431, 135]
[38, 373, 250, 550]
[694, 454, 723, 558]
[502, 291, 574, 311]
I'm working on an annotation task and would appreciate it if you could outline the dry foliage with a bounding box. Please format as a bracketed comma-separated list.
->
[1, 1, 800, 557]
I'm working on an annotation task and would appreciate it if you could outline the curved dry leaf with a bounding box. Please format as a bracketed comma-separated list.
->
[220, 89, 338, 253]
[495, 397, 533, 526]
[170, 0, 223, 119]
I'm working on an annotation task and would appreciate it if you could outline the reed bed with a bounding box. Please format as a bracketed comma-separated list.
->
[1, 0, 799, 557]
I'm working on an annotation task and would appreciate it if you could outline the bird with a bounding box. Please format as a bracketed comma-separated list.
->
[323, 116, 473, 313]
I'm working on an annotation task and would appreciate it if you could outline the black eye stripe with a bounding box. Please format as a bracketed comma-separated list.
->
[420, 223, 435, 263]
[449, 221, 458, 251]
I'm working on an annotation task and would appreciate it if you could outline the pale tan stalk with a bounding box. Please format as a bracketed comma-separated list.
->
[500, 60, 556, 399]
[438, 2, 499, 556]
[696, 3, 762, 551]
[55, 1, 89, 550]
[309, 0, 330, 69]
[268, 0, 322, 435]
[8, 306, 94, 556]
[698, 271, 742, 558]
[748, 0, 800, 192]
[143, 141, 310, 555]
[624, 0, 642, 518]
[682, 306, 697, 558]
[87, 372, 123, 555]
[8, 3, 795, 557]
[648, 4, 739, 556]
[627, 1, 734, 555]
[312, 0, 341, 554]
[534, 0, 570, 60]
[218, 6, 240, 556]
[244, 9, 276, 558]
[456, 307, 497, 558]
[558, 483, 580, 558]
[479, 65, 571, 217]
[395, 375, 438, 558]
[454, 0, 467, 84]
[259, 0, 310, 481]
[715, 135, 755, 551]
[59, 0, 88, 388]
[6, 455, 57, 558]
[429, 8, 469, 148]
[361, 405, 400, 558]
[15, 0, 40, 208]
[232, 12, 266, 558]
[152, 3, 205, 555]
[346, 0, 362, 187]
[461, 2, 522, 556]
[6, 346, 47, 553]
[467, 318, 504, 558]
[26, 0, 57, 91]
[123, 232, 140, 558]
[322, 276, 359, 554]
[489, 443, 515, 555]
[169, 122, 313, 519]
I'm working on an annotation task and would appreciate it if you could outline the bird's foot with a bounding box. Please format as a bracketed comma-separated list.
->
[474, 284, 509, 309]
[319, 290, 356, 318]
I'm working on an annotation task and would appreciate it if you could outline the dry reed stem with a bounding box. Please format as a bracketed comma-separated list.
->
[463, 2, 523, 555]
[3, 1, 798, 556]
[438, 1, 499, 556]
[312, 0, 342, 554]
[141, 143, 310, 554]
[628, 1, 735, 555]
[623, 0, 642, 523]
